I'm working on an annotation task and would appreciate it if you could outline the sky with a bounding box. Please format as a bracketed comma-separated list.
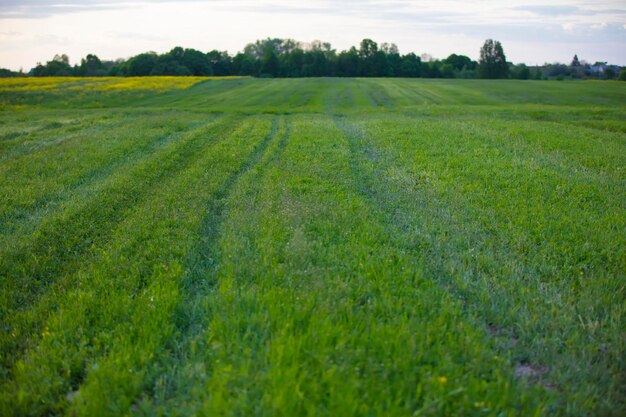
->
[0, 0, 625, 71]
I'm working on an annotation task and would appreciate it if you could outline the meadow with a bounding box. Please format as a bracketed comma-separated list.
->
[0, 76, 624, 416]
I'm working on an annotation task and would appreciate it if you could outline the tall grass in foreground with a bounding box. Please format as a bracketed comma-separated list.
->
[0, 77, 624, 416]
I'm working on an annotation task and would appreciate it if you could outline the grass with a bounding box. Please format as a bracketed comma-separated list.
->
[0, 77, 624, 416]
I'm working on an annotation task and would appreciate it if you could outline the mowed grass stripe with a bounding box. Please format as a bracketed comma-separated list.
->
[0, 111, 128, 162]
[0, 112, 146, 221]
[338, 114, 624, 414]
[0, 114, 221, 369]
[125, 114, 544, 416]
[149, 78, 333, 115]
[359, 79, 396, 110]
[129, 78, 252, 109]
[0, 113, 234, 307]
[0, 115, 243, 372]
[0, 111, 212, 236]
[0, 115, 278, 416]
[89, 115, 285, 416]
[131, 117, 291, 416]
[480, 117, 626, 183]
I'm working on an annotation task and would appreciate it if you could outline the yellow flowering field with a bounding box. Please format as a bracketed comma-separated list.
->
[0, 76, 244, 93]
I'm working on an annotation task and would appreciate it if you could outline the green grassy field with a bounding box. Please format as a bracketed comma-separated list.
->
[0, 77, 624, 416]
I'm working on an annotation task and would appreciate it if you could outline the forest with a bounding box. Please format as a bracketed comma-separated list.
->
[3, 38, 624, 80]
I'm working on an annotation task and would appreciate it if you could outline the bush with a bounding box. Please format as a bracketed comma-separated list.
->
[604, 67, 616, 80]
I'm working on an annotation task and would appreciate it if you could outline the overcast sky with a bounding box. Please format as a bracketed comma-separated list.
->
[1, 0, 625, 71]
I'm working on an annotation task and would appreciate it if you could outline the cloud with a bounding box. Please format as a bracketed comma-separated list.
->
[515, 5, 580, 16]
[562, 22, 577, 31]
[0, 0, 625, 70]
[107, 30, 168, 42]
[0, 1, 129, 18]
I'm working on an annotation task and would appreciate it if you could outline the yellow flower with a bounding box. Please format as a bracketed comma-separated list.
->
[437, 376, 447, 384]
[0, 76, 247, 94]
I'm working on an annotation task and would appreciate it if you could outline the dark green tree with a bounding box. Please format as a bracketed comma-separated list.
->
[478, 39, 508, 79]
[180, 48, 212, 75]
[150, 61, 191, 76]
[280, 48, 305, 77]
[420, 61, 442, 78]
[207, 50, 231, 76]
[150, 47, 210, 76]
[546, 63, 570, 78]
[513, 63, 530, 79]
[336, 47, 360, 77]
[77, 54, 107, 76]
[302, 50, 328, 77]
[31, 54, 73, 76]
[0, 68, 25, 77]
[440, 62, 455, 78]
[31, 63, 47, 76]
[358, 39, 380, 76]
[399, 53, 421, 77]
[603, 67, 616, 80]
[386, 52, 402, 77]
[260, 46, 279, 77]
[444, 54, 474, 71]
[359, 39, 378, 59]
[232, 52, 258, 76]
[125, 52, 157, 76]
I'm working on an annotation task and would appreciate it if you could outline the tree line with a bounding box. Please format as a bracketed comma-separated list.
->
[3, 38, 625, 80]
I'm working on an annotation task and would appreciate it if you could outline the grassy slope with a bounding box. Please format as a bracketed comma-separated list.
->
[0, 77, 624, 416]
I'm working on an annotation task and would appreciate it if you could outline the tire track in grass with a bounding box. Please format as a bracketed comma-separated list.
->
[136, 116, 291, 415]
[178, 114, 281, 298]
[361, 79, 395, 111]
[333, 115, 530, 340]
[0, 111, 163, 218]
[180, 114, 283, 297]
[331, 115, 550, 415]
[322, 79, 356, 116]
[395, 79, 446, 105]
[0, 113, 147, 223]
[0, 110, 107, 140]
[0, 115, 241, 374]
[63, 115, 283, 417]
[131, 78, 249, 110]
[177, 115, 541, 416]
[355, 80, 380, 109]
[0, 111, 124, 162]
[333, 115, 624, 415]
[0, 113, 212, 237]
[1, 116, 276, 417]
[373, 79, 420, 108]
